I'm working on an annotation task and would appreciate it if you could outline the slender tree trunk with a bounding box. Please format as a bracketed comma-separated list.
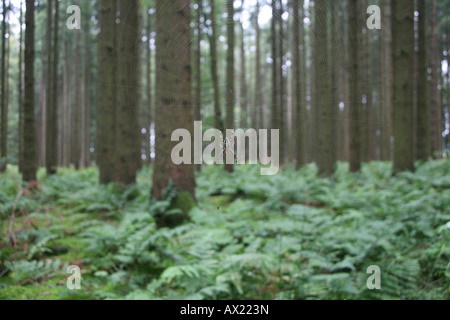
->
[239, 0, 247, 129]
[254, 1, 262, 131]
[1, 0, 7, 172]
[314, 0, 334, 176]
[416, 0, 430, 161]
[209, 0, 223, 133]
[271, 0, 279, 134]
[73, 0, 81, 170]
[430, 0, 441, 157]
[225, 0, 235, 173]
[194, 0, 202, 123]
[47, 0, 59, 175]
[23, 0, 36, 182]
[292, 0, 306, 168]
[393, 0, 415, 173]
[152, 0, 195, 199]
[147, 7, 153, 164]
[84, 47, 91, 168]
[348, 0, 361, 172]
[278, 0, 286, 164]
[18, 0, 24, 173]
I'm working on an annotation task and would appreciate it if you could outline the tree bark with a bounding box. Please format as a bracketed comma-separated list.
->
[430, 0, 441, 157]
[1, 0, 7, 172]
[152, 0, 195, 199]
[209, 0, 223, 133]
[348, 0, 361, 172]
[225, 0, 235, 173]
[115, 0, 142, 184]
[416, 0, 431, 161]
[393, 0, 415, 173]
[23, 0, 36, 182]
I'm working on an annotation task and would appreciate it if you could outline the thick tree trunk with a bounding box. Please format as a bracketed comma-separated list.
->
[393, 0, 415, 173]
[152, 0, 195, 199]
[23, 0, 36, 182]
[97, 0, 117, 184]
[115, 0, 142, 185]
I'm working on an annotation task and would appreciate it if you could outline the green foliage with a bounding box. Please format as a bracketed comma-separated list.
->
[1, 161, 449, 300]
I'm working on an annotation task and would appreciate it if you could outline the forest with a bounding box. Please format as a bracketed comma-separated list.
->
[0, 0, 449, 300]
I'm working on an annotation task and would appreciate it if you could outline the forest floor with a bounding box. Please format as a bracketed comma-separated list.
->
[0, 161, 449, 300]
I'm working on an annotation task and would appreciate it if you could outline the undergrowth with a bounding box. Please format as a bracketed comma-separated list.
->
[0, 161, 449, 300]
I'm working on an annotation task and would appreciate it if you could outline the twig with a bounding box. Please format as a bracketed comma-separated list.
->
[9, 189, 24, 248]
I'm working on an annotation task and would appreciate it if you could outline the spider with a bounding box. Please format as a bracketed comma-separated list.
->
[220, 133, 239, 164]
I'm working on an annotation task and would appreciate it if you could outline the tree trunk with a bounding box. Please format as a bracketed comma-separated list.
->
[97, 0, 117, 184]
[73, 0, 81, 170]
[18, 0, 24, 173]
[152, 0, 195, 199]
[314, 0, 334, 176]
[146, 7, 153, 164]
[23, 0, 36, 182]
[209, 0, 223, 133]
[430, 0, 441, 157]
[348, 0, 361, 172]
[239, 0, 247, 129]
[416, 0, 431, 161]
[292, 0, 306, 168]
[194, 0, 202, 123]
[225, 0, 235, 173]
[393, 0, 415, 173]
[254, 1, 262, 131]
[114, 0, 142, 185]
[1, 0, 7, 172]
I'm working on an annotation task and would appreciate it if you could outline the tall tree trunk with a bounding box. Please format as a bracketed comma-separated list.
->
[225, 0, 235, 173]
[348, 0, 361, 172]
[194, 0, 202, 123]
[209, 0, 223, 132]
[1, 0, 7, 172]
[63, 42, 71, 168]
[84, 32, 91, 168]
[430, 0, 441, 157]
[271, 0, 279, 134]
[18, 0, 24, 173]
[416, 0, 430, 161]
[254, 1, 262, 131]
[23, 0, 36, 182]
[152, 0, 195, 199]
[278, 0, 286, 164]
[314, 0, 334, 176]
[47, 0, 59, 175]
[146, 7, 153, 164]
[97, 0, 117, 184]
[292, 0, 306, 168]
[239, 0, 247, 129]
[73, 0, 81, 169]
[393, 0, 415, 173]
[114, 0, 141, 184]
